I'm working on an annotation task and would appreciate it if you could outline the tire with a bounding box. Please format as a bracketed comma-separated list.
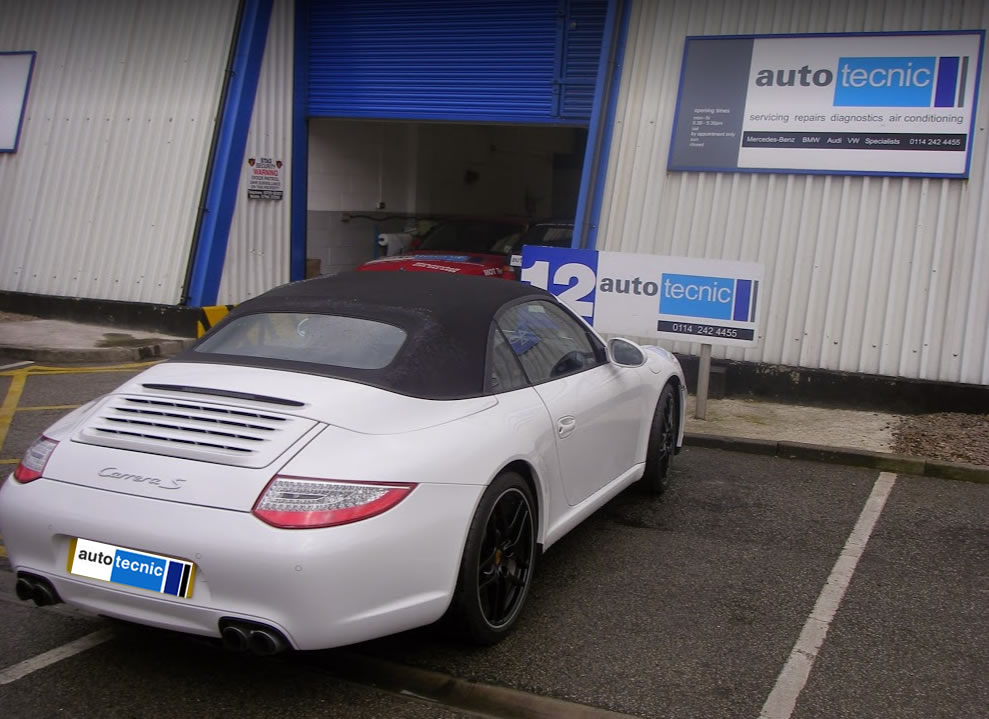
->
[641, 383, 678, 495]
[449, 471, 537, 645]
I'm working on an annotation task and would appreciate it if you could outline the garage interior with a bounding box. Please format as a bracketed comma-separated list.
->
[306, 120, 587, 275]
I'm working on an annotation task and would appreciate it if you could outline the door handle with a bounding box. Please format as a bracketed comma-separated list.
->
[557, 415, 576, 439]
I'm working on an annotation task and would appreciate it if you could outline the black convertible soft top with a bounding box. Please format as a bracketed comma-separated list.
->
[175, 271, 556, 400]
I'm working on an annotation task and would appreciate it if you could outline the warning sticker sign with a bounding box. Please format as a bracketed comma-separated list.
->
[247, 157, 283, 200]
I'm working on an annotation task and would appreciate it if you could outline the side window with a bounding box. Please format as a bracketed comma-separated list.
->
[496, 301, 603, 384]
[486, 326, 529, 394]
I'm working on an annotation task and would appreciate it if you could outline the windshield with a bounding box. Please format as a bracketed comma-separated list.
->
[194, 313, 407, 370]
[418, 221, 522, 255]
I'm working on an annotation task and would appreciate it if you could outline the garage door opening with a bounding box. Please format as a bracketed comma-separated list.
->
[305, 119, 587, 277]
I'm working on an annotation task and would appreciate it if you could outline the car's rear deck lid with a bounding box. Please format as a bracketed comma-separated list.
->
[74, 394, 318, 468]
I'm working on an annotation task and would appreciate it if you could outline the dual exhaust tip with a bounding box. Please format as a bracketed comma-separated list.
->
[15, 573, 287, 656]
[219, 619, 288, 656]
[15, 573, 62, 607]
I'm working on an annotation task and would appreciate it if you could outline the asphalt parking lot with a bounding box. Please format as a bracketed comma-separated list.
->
[0, 363, 986, 718]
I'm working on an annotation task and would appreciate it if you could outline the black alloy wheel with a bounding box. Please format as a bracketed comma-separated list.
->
[450, 471, 537, 644]
[642, 383, 678, 494]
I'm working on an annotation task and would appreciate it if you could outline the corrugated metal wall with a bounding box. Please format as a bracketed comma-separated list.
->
[218, 0, 295, 305]
[600, 0, 989, 386]
[0, 0, 238, 305]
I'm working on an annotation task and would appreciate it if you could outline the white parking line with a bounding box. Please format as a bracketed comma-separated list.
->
[0, 628, 113, 685]
[0, 361, 33, 372]
[759, 472, 896, 719]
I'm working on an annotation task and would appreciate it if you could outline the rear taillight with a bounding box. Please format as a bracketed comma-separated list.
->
[253, 476, 416, 529]
[501, 265, 517, 280]
[14, 436, 58, 483]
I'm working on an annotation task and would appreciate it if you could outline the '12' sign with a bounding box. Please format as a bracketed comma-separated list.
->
[519, 247, 598, 323]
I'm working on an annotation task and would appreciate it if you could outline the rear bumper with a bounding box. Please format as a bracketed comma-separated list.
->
[0, 476, 481, 650]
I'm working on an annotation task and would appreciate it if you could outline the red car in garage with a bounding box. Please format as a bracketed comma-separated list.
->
[356, 218, 545, 279]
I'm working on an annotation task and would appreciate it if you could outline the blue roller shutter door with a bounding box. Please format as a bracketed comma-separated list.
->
[558, 0, 608, 120]
[306, 0, 607, 125]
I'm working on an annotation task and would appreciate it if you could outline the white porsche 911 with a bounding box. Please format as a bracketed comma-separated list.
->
[1, 271, 685, 653]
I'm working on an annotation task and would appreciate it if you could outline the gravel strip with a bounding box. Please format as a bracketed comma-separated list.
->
[893, 412, 989, 466]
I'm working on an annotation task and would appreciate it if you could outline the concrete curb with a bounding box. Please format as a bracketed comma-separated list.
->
[684, 432, 989, 484]
[327, 651, 639, 719]
[0, 339, 195, 364]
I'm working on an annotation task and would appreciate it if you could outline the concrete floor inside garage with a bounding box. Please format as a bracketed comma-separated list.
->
[305, 119, 588, 276]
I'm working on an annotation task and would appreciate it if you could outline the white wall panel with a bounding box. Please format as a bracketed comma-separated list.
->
[218, 0, 295, 305]
[0, 0, 237, 305]
[601, 0, 989, 385]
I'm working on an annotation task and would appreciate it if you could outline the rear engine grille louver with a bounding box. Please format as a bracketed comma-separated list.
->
[99, 397, 285, 453]
[76, 395, 318, 467]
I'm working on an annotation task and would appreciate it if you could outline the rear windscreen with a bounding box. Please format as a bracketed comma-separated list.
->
[194, 313, 407, 370]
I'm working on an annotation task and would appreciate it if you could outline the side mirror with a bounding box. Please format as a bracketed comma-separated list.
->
[607, 338, 646, 367]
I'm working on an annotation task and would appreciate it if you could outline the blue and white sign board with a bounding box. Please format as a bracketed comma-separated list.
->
[520, 246, 764, 348]
[0, 52, 36, 152]
[668, 31, 984, 177]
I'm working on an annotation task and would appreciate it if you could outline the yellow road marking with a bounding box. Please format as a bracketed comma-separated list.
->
[0, 361, 152, 460]
[0, 360, 161, 377]
[0, 544, 6, 559]
[0, 459, 18, 464]
[16, 405, 81, 412]
[0, 362, 159, 380]
[11, 369, 154, 378]
[20, 365, 150, 377]
[0, 369, 28, 455]
[29, 361, 161, 372]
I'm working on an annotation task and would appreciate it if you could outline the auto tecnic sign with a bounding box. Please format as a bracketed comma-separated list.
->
[520, 246, 764, 348]
[668, 31, 984, 178]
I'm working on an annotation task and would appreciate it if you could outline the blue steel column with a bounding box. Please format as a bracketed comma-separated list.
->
[186, 0, 274, 306]
[290, 0, 310, 282]
[571, 0, 630, 250]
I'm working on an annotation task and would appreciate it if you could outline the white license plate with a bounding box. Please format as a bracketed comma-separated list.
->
[67, 538, 195, 598]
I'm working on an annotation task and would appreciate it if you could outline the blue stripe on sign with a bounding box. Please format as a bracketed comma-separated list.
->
[178, 564, 191, 598]
[733, 279, 752, 322]
[935, 57, 960, 107]
[164, 560, 183, 596]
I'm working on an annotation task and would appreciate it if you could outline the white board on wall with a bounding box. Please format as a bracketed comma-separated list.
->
[0, 52, 35, 152]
